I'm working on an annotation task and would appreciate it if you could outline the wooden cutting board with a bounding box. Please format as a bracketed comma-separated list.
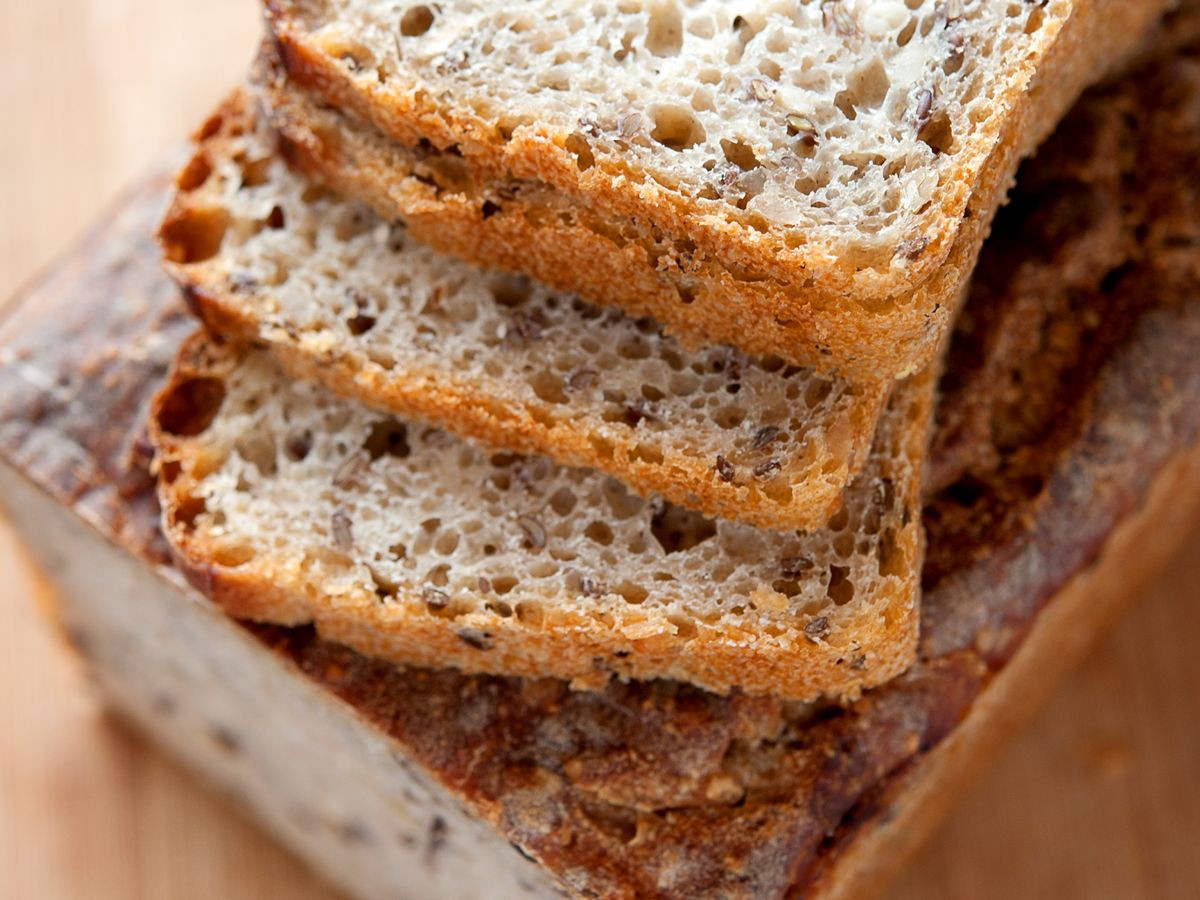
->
[1, 3, 1197, 898]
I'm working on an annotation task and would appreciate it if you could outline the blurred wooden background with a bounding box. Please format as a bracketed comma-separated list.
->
[0, 2, 1197, 898]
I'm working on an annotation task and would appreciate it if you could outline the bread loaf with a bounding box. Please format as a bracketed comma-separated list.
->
[6, 32, 1200, 883]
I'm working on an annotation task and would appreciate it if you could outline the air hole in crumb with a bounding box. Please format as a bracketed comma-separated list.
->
[650, 504, 717, 554]
[173, 495, 206, 530]
[878, 529, 904, 577]
[585, 521, 614, 546]
[236, 432, 277, 476]
[918, 110, 955, 154]
[849, 60, 890, 110]
[645, 2, 683, 56]
[827, 566, 854, 605]
[515, 600, 542, 624]
[265, 205, 286, 229]
[240, 157, 272, 189]
[492, 575, 518, 595]
[834, 90, 857, 120]
[364, 418, 411, 460]
[668, 614, 698, 638]
[617, 582, 649, 604]
[580, 802, 638, 844]
[772, 579, 804, 598]
[714, 406, 746, 429]
[650, 105, 706, 151]
[631, 442, 663, 464]
[564, 132, 595, 171]
[213, 544, 255, 568]
[721, 138, 759, 171]
[434, 531, 460, 556]
[943, 476, 986, 507]
[177, 153, 213, 191]
[196, 110, 225, 141]
[490, 274, 532, 308]
[347, 313, 377, 335]
[549, 488, 577, 517]
[530, 370, 567, 404]
[370, 567, 399, 598]
[157, 377, 226, 436]
[400, 5, 435, 36]
[160, 207, 230, 264]
[486, 600, 513, 618]
[617, 337, 651, 360]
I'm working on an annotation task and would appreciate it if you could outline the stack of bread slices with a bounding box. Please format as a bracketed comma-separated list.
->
[150, 0, 1172, 706]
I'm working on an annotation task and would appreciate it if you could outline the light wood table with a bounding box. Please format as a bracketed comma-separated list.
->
[1, 3, 1197, 898]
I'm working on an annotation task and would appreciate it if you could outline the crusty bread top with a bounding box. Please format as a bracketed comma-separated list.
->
[150, 329, 931, 699]
[160, 90, 887, 532]
[264, 0, 1171, 379]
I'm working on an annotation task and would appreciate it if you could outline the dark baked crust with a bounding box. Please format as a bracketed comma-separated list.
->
[2, 19, 1200, 900]
[0, 172, 190, 566]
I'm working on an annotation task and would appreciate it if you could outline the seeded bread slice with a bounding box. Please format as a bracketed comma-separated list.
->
[151, 332, 932, 700]
[160, 91, 888, 532]
[261, 0, 1169, 380]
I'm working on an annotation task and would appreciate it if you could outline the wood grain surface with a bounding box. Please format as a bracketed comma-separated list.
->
[0, 3, 1197, 898]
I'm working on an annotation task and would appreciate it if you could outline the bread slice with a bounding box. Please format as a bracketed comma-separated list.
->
[150, 329, 932, 699]
[261, 0, 1170, 380]
[160, 90, 888, 532]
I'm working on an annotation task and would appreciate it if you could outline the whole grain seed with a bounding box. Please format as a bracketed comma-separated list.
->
[804, 616, 831, 640]
[566, 368, 599, 393]
[751, 426, 782, 451]
[422, 586, 450, 610]
[517, 515, 548, 550]
[715, 455, 736, 482]
[331, 509, 354, 550]
[782, 555, 815, 578]
[753, 458, 782, 479]
[915, 89, 934, 127]
[457, 629, 494, 650]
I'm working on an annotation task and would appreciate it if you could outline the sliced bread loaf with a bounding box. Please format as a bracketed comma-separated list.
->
[261, 0, 1170, 379]
[150, 332, 933, 699]
[159, 90, 887, 532]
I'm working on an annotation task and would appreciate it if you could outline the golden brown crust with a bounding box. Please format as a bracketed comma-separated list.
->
[151, 331, 929, 700]
[158, 90, 890, 533]
[0, 170, 188, 565]
[260, 0, 1169, 380]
